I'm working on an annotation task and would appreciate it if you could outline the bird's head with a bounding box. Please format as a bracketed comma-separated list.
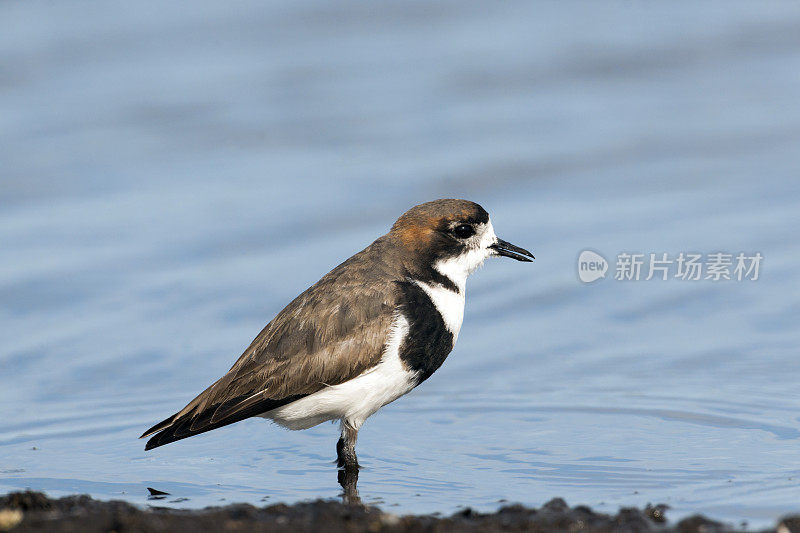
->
[389, 199, 533, 289]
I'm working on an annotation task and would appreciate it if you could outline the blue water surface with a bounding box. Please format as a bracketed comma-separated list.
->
[2, 1, 800, 527]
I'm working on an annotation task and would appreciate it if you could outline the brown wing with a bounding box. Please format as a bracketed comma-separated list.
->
[141, 240, 399, 450]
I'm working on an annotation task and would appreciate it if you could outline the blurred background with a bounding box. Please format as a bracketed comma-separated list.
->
[2, 0, 800, 527]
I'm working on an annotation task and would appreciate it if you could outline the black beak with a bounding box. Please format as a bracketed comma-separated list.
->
[490, 238, 535, 262]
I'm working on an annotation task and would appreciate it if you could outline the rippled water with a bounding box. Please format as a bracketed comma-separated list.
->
[2, 0, 800, 527]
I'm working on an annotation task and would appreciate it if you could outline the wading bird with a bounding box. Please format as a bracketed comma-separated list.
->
[141, 199, 533, 471]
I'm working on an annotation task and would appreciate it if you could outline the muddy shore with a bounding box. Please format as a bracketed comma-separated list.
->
[2, 490, 799, 533]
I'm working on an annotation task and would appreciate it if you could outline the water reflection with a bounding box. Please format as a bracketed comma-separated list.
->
[338, 467, 361, 506]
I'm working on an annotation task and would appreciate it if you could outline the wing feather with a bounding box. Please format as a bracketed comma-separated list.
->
[141, 240, 399, 449]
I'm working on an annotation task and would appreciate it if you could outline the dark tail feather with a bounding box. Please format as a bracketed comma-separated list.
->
[140, 415, 177, 440]
[142, 394, 306, 451]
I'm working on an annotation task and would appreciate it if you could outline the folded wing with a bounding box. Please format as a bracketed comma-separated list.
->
[141, 254, 397, 450]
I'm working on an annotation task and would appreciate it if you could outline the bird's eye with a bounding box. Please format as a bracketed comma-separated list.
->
[452, 224, 475, 239]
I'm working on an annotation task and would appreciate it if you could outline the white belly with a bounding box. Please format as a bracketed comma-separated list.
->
[261, 315, 416, 430]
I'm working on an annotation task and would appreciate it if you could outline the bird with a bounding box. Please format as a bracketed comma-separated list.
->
[140, 199, 533, 470]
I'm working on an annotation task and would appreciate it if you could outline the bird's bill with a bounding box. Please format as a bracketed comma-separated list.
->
[490, 238, 535, 262]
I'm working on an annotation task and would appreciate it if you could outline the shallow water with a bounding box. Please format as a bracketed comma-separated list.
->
[2, 0, 800, 527]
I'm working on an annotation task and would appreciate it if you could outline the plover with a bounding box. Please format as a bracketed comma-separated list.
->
[141, 199, 533, 469]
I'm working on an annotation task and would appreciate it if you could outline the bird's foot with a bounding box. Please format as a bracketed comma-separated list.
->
[336, 436, 360, 470]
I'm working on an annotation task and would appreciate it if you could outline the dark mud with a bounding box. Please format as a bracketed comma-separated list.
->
[2, 491, 799, 533]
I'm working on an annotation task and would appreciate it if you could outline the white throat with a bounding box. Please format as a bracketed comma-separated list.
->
[414, 220, 496, 341]
[433, 219, 496, 290]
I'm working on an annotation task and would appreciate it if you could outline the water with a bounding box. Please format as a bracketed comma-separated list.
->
[2, 0, 800, 527]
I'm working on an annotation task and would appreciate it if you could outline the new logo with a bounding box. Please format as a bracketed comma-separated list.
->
[578, 250, 608, 283]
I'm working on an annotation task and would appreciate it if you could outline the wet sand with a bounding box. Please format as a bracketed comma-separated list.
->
[2, 490, 799, 533]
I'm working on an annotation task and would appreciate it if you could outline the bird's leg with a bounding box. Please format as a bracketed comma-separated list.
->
[336, 420, 359, 470]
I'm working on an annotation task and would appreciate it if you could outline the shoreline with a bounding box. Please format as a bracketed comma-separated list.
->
[2, 490, 799, 532]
